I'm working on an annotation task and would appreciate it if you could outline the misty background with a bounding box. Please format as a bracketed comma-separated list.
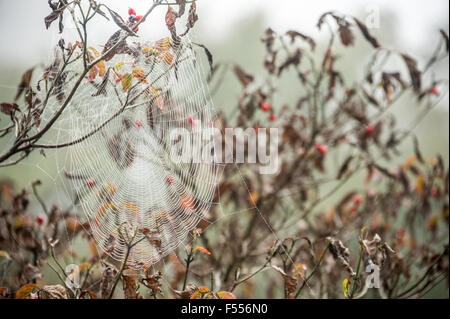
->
[0, 0, 448, 298]
[0, 0, 448, 213]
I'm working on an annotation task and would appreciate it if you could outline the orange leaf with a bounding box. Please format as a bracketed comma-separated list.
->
[195, 246, 211, 255]
[190, 290, 201, 299]
[16, 284, 38, 299]
[197, 286, 210, 293]
[217, 291, 236, 299]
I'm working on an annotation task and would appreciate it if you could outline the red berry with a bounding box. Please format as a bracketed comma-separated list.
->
[365, 125, 375, 135]
[136, 15, 144, 22]
[314, 143, 328, 155]
[133, 27, 139, 33]
[128, 8, 137, 16]
[269, 114, 277, 122]
[353, 195, 363, 206]
[430, 86, 440, 96]
[36, 215, 45, 225]
[260, 102, 271, 112]
[86, 178, 96, 187]
[188, 116, 197, 126]
[166, 175, 174, 185]
[135, 120, 143, 128]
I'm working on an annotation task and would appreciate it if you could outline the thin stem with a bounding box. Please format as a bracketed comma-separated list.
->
[295, 243, 330, 298]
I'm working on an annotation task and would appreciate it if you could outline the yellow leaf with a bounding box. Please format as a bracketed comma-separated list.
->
[343, 279, 350, 298]
[121, 73, 133, 92]
[217, 291, 237, 299]
[87, 47, 106, 77]
[416, 176, 425, 197]
[16, 284, 38, 299]
[97, 61, 106, 77]
[0, 250, 11, 260]
[88, 46, 101, 58]
[132, 67, 147, 83]
[115, 61, 125, 70]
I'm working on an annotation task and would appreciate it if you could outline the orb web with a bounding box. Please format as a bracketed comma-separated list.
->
[38, 36, 220, 267]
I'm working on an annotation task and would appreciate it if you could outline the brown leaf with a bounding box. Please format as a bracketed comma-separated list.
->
[233, 65, 254, 88]
[44, 7, 65, 30]
[106, 7, 137, 36]
[401, 54, 421, 92]
[286, 31, 316, 51]
[317, 11, 334, 30]
[193, 42, 213, 74]
[278, 49, 302, 76]
[165, 6, 179, 43]
[327, 237, 355, 276]
[269, 265, 297, 298]
[353, 18, 380, 48]
[41, 285, 68, 299]
[177, 0, 187, 17]
[101, 266, 114, 299]
[181, 2, 198, 36]
[337, 156, 354, 180]
[0, 287, 8, 297]
[440, 29, 449, 53]
[122, 269, 140, 299]
[0, 103, 20, 116]
[15, 67, 35, 101]
[338, 23, 355, 46]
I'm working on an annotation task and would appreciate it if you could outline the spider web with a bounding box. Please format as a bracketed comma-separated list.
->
[37, 35, 222, 268]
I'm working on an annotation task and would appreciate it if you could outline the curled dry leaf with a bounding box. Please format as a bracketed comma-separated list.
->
[0, 103, 20, 116]
[327, 237, 355, 276]
[286, 30, 316, 51]
[193, 43, 214, 74]
[41, 285, 68, 299]
[353, 17, 380, 49]
[401, 54, 422, 92]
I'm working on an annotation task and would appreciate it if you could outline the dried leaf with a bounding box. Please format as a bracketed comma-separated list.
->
[401, 54, 421, 92]
[106, 7, 137, 36]
[286, 31, 316, 50]
[338, 23, 355, 46]
[41, 285, 68, 299]
[45, 7, 65, 30]
[233, 65, 254, 88]
[353, 18, 380, 48]
[193, 42, 213, 74]
[327, 237, 355, 276]
[0, 103, 20, 116]
[440, 29, 449, 53]
[15, 68, 35, 101]
[181, 2, 198, 36]
[15, 284, 38, 299]
[121, 73, 133, 92]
